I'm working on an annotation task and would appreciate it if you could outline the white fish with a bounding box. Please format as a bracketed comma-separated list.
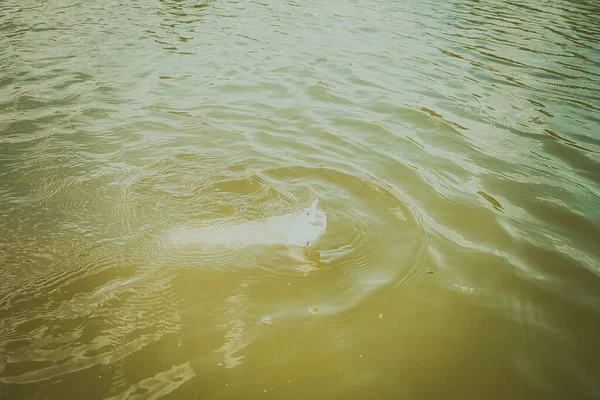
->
[169, 198, 327, 248]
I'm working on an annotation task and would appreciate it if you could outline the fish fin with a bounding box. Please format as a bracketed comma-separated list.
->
[309, 197, 319, 216]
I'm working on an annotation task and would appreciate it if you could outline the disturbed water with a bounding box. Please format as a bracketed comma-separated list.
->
[1, 0, 600, 398]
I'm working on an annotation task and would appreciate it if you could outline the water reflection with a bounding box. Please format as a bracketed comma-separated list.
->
[152, 0, 214, 54]
[1, 0, 600, 398]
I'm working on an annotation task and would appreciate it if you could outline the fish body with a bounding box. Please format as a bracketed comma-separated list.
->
[170, 198, 327, 248]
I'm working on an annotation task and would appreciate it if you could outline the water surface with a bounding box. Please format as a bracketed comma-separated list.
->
[1, 0, 600, 398]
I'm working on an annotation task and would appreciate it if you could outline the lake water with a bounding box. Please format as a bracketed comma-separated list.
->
[1, 0, 599, 398]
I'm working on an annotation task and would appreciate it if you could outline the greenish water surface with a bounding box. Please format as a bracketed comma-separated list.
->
[1, 0, 600, 399]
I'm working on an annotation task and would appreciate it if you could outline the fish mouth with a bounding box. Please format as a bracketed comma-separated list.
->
[309, 211, 327, 228]
[310, 219, 326, 227]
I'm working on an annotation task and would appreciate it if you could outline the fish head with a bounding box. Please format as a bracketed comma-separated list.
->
[307, 198, 327, 230]
[285, 198, 327, 247]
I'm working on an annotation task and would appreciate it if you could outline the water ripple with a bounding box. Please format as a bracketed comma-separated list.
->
[1, 0, 600, 397]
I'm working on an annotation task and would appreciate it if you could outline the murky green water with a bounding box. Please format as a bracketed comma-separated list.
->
[1, 0, 600, 398]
